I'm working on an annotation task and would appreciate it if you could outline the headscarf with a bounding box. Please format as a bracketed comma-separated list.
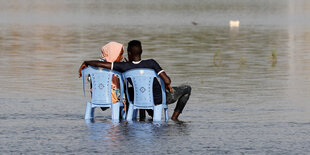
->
[101, 42, 124, 104]
[101, 42, 124, 62]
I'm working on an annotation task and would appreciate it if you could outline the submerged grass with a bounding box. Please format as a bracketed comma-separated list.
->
[213, 50, 222, 67]
[271, 50, 277, 66]
[211, 50, 278, 68]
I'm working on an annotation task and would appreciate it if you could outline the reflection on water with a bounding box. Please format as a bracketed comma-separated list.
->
[84, 120, 190, 154]
[1, 0, 310, 154]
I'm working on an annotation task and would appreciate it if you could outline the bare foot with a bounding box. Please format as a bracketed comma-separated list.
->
[171, 117, 185, 124]
[171, 112, 181, 122]
[171, 117, 179, 121]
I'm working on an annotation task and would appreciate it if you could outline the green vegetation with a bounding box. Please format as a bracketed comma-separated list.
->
[272, 50, 277, 61]
[240, 56, 246, 65]
[213, 50, 222, 67]
[271, 50, 277, 66]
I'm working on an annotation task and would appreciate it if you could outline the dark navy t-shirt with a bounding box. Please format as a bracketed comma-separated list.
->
[113, 59, 164, 105]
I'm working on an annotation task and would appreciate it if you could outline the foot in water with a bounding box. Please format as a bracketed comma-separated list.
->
[171, 118, 185, 124]
[171, 111, 184, 123]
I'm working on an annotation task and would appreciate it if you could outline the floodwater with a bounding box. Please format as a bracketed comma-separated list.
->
[1, 0, 310, 154]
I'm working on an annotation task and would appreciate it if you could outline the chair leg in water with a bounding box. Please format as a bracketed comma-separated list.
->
[126, 103, 134, 121]
[85, 102, 95, 120]
[164, 108, 169, 121]
[111, 102, 120, 121]
[153, 104, 163, 122]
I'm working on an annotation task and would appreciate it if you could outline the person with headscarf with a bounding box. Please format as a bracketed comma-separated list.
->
[88, 41, 126, 112]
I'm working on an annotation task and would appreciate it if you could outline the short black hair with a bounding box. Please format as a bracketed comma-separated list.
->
[127, 40, 142, 56]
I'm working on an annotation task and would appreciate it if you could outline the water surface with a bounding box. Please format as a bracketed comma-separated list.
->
[1, 0, 310, 154]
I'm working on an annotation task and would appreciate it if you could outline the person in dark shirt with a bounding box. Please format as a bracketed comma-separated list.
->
[79, 40, 191, 121]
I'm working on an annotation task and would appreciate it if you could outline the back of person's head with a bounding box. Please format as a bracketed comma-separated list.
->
[101, 41, 124, 62]
[127, 40, 142, 56]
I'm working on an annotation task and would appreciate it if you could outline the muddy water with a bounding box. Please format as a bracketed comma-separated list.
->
[1, 0, 310, 154]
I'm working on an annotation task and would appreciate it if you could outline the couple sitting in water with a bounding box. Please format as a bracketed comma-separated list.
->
[78, 40, 191, 121]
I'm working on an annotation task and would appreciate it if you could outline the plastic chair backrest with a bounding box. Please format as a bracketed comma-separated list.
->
[82, 66, 123, 106]
[123, 68, 166, 109]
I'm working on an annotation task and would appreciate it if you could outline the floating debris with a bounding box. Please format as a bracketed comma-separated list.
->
[272, 50, 277, 61]
[240, 56, 246, 65]
[191, 21, 198, 25]
[230, 20, 240, 27]
[271, 50, 277, 66]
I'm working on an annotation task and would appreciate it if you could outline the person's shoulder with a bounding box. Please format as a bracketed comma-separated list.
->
[114, 61, 129, 67]
[143, 59, 162, 69]
[115, 61, 129, 64]
[144, 59, 158, 63]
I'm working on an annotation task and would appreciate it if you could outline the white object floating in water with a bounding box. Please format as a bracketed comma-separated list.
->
[230, 20, 240, 27]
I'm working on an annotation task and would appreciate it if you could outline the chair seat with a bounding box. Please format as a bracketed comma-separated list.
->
[91, 103, 112, 107]
[91, 100, 113, 106]
[134, 105, 154, 109]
